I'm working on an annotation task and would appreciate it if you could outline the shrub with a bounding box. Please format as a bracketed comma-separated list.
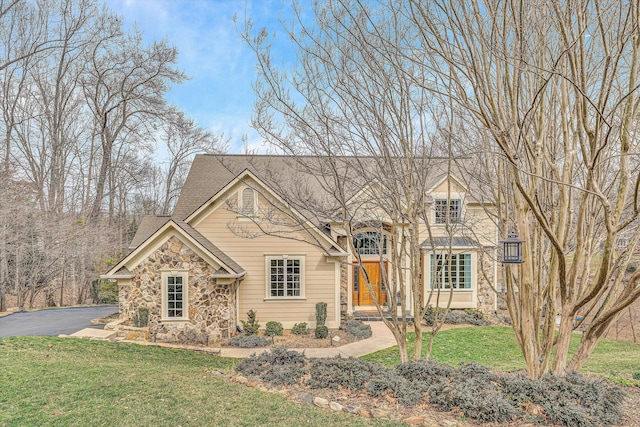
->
[264, 321, 283, 337]
[424, 305, 490, 326]
[132, 306, 149, 328]
[236, 347, 306, 374]
[307, 357, 378, 390]
[315, 302, 327, 326]
[315, 325, 329, 339]
[241, 309, 260, 335]
[535, 372, 624, 427]
[260, 365, 307, 385]
[463, 309, 491, 325]
[497, 370, 625, 426]
[396, 358, 454, 383]
[227, 334, 269, 348]
[345, 319, 372, 339]
[236, 347, 308, 385]
[291, 322, 309, 335]
[365, 372, 426, 406]
[236, 347, 307, 385]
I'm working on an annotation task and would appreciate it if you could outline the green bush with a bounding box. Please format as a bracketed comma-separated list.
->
[632, 372, 640, 380]
[345, 319, 372, 339]
[264, 321, 283, 337]
[227, 335, 269, 348]
[292, 322, 309, 335]
[315, 302, 327, 326]
[132, 306, 149, 327]
[241, 309, 260, 335]
[315, 325, 329, 339]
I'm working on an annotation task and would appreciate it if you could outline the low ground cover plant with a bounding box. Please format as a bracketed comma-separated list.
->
[235, 350, 625, 426]
[227, 334, 269, 348]
[345, 320, 372, 339]
[423, 306, 490, 326]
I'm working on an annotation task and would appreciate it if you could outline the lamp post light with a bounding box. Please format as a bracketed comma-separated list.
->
[500, 231, 524, 264]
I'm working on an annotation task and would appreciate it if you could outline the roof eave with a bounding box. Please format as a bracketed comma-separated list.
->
[100, 273, 134, 279]
[212, 272, 247, 279]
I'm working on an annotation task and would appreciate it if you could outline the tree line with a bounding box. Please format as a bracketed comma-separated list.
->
[0, 0, 224, 311]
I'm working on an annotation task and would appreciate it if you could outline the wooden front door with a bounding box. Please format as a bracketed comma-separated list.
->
[353, 262, 387, 306]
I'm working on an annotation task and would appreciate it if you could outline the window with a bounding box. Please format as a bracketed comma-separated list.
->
[430, 253, 471, 289]
[435, 199, 461, 224]
[269, 258, 302, 297]
[353, 232, 387, 255]
[240, 187, 256, 216]
[164, 274, 188, 319]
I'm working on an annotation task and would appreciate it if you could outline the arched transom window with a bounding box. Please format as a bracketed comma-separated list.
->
[353, 231, 387, 255]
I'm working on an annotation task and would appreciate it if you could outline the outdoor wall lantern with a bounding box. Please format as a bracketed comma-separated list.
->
[501, 231, 524, 264]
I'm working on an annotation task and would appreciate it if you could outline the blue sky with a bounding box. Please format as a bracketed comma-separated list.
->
[107, 0, 294, 153]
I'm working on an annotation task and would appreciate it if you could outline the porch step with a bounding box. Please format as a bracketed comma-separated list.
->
[353, 311, 414, 322]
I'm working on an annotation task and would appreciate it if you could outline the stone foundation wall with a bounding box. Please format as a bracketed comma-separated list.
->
[476, 252, 496, 314]
[119, 236, 236, 344]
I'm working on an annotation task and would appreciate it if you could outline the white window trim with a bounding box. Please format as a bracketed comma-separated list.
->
[238, 186, 258, 220]
[161, 270, 189, 321]
[432, 194, 465, 225]
[264, 255, 306, 300]
[426, 251, 475, 290]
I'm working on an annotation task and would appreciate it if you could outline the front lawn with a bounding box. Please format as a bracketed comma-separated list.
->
[0, 337, 396, 427]
[363, 326, 640, 378]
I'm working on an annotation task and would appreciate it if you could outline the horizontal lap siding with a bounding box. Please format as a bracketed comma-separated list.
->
[195, 203, 337, 326]
[426, 291, 475, 309]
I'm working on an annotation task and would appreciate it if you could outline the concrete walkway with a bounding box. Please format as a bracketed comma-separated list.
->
[218, 321, 397, 358]
[65, 321, 398, 359]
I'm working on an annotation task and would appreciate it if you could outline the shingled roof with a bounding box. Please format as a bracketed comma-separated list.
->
[172, 154, 488, 221]
[129, 154, 490, 250]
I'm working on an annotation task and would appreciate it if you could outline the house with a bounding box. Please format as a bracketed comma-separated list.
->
[103, 155, 499, 344]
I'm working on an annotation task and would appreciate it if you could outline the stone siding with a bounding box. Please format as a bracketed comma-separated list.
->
[119, 236, 236, 344]
[337, 236, 349, 319]
[476, 252, 496, 314]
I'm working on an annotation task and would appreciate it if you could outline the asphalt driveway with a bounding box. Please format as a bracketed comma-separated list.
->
[0, 306, 118, 338]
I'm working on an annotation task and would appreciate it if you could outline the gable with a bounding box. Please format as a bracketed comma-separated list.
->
[185, 170, 346, 255]
[428, 174, 469, 197]
[104, 220, 245, 278]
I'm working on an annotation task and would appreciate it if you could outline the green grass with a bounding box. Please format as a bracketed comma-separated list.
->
[0, 337, 397, 427]
[363, 326, 640, 378]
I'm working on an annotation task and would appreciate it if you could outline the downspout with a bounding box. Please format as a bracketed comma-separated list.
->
[234, 278, 240, 332]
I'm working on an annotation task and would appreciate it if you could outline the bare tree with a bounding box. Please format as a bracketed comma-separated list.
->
[158, 109, 226, 215]
[82, 26, 186, 221]
[409, 0, 640, 376]
[0, 0, 194, 312]
[240, 1, 492, 362]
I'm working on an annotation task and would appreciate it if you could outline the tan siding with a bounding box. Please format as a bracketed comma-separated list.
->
[195, 193, 339, 328]
[426, 291, 474, 308]
[431, 179, 467, 195]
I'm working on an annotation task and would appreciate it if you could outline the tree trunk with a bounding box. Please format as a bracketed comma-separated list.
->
[552, 309, 574, 375]
[568, 312, 621, 371]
